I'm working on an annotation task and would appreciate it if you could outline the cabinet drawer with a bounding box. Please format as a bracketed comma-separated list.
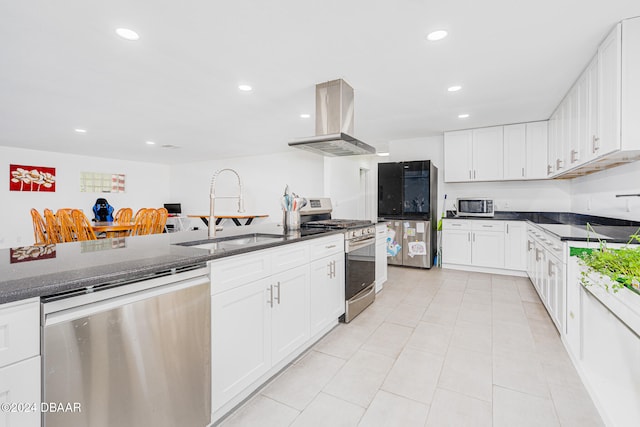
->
[310, 235, 344, 260]
[210, 251, 272, 295]
[0, 356, 41, 426]
[442, 220, 471, 230]
[375, 224, 388, 242]
[0, 299, 40, 368]
[471, 221, 505, 232]
[272, 242, 310, 272]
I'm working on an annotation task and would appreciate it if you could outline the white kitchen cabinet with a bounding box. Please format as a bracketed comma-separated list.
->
[504, 221, 526, 270]
[597, 22, 622, 157]
[211, 278, 271, 411]
[271, 266, 310, 365]
[310, 253, 344, 337]
[470, 221, 505, 269]
[0, 356, 41, 427]
[443, 130, 473, 182]
[472, 126, 504, 181]
[503, 123, 526, 180]
[586, 56, 599, 160]
[525, 121, 549, 179]
[504, 122, 548, 180]
[0, 299, 40, 368]
[374, 223, 388, 292]
[546, 253, 565, 333]
[442, 220, 472, 265]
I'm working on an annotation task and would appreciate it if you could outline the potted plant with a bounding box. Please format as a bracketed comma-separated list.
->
[573, 226, 640, 295]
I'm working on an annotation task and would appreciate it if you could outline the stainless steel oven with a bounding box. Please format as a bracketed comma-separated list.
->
[343, 232, 376, 322]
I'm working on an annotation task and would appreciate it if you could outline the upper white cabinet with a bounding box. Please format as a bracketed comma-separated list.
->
[473, 126, 504, 181]
[443, 130, 473, 182]
[446, 121, 546, 183]
[444, 127, 504, 182]
[549, 18, 640, 178]
[504, 121, 548, 180]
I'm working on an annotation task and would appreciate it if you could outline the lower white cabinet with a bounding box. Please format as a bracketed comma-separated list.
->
[374, 223, 388, 292]
[472, 226, 505, 269]
[442, 220, 509, 270]
[211, 236, 345, 421]
[310, 253, 345, 337]
[442, 226, 472, 265]
[504, 221, 527, 270]
[0, 356, 41, 427]
[271, 266, 310, 365]
[211, 278, 271, 411]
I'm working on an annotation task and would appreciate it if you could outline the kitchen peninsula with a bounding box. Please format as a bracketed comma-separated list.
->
[0, 225, 345, 426]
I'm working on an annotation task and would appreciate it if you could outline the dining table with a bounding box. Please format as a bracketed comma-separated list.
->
[187, 214, 269, 227]
[91, 221, 136, 238]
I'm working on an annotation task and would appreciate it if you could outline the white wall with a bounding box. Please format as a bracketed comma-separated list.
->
[0, 146, 170, 248]
[387, 136, 572, 216]
[168, 151, 325, 227]
[571, 161, 640, 221]
[323, 156, 377, 221]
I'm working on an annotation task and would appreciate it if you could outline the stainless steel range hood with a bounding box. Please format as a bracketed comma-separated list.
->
[288, 79, 376, 156]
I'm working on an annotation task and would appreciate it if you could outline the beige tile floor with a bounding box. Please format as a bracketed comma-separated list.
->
[219, 267, 604, 427]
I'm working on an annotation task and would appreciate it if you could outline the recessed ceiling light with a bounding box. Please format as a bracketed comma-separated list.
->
[146, 141, 156, 145]
[300, 114, 311, 119]
[238, 84, 253, 92]
[376, 152, 390, 157]
[116, 28, 140, 41]
[427, 30, 448, 41]
[74, 128, 87, 133]
[458, 113, 470, 119]
[448, 85, 462, 92]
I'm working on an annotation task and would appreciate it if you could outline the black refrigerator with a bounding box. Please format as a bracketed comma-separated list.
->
[378, 160, 438, 269]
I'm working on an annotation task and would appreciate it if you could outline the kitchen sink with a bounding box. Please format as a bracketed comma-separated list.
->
[182, 233, 285, 250]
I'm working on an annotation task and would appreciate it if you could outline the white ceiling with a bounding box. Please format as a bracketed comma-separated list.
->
[1, 1, 639, 164]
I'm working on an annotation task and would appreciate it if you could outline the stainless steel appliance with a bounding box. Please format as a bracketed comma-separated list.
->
[457, 197, 495, 217]
[288, 79, 376, 156]
[386, 219, 432, 268]
[378, 160, 438, 268]
[300, 198, 376, 322]
[42, 265, 211, 427]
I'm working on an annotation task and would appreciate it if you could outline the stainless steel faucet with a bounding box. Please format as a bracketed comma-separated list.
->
[209, 168, 245, 238]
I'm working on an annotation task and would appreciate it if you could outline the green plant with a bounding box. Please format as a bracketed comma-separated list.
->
[575, 224, 640, 293]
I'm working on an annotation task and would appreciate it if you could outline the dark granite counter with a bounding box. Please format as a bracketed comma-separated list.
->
[445, 211, 640, 243]
[0, 224, 342, 304]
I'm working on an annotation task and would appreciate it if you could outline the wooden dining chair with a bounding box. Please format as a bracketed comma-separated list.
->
[154, 208, 168, 234]
[43, 208, 62, 244]
[30, 208, 47, 245]
[56, 209, 77, 242]
[114, 207, 133, 223]
[131, 209, 155, 236]
[72, 209, 97, 241]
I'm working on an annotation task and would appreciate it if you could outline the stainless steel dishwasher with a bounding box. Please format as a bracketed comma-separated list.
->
[42, 265, 211, 427]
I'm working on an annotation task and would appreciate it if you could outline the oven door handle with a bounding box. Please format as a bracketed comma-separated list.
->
[346, 237, 375, 252]
[350, 284, 375, 304]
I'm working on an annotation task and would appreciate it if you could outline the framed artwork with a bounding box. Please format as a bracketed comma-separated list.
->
[10, 164, 56, 192]
[80, 172, 126, 193]
[10, 244, 57, 263]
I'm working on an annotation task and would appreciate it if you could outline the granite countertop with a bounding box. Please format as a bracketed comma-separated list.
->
[445, 211, 640, 243]
[0, 223, 342, 304]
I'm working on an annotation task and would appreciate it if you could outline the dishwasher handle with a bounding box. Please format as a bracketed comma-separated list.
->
[44, 268, 210, 327]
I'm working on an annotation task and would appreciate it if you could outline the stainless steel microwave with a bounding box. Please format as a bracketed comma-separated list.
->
[457, 198, 494, 217]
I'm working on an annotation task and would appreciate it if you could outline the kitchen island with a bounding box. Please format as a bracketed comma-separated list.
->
[0, 224, 345, 427]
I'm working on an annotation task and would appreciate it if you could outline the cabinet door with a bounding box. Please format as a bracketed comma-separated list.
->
[377, 162, 403, 217]
[525, 121, 549, 179]
[558, 97, 570, 172]
[375, 239, 387, 292]
[0, 356, 41, 427]
[504, 222, 526, 271]
[586, 56, 599, 161]
[568, 84, 580, 167]
[503, 124, 526, 180]
[472, 231, 505, 268]
[472, 126, 504, 181]
[212, 279, 271, 411]
[597, 23, 622, 156]
[547, 110, 559, 176]
[444, 130, 473, 182]
[310, 254, 344, 337]
[442, 229, 472, 265]
[271, 266, 310, 365]
[526, 235, 536, 279]
[547, 257, 565, 333]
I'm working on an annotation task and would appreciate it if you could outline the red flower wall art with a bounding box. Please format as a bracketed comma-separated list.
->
[9, 164, 56, 192]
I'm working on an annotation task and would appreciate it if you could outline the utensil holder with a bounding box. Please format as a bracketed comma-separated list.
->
[283, 210, 300, 231]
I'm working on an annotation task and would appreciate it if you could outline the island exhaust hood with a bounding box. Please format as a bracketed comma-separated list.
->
[288, 79, 376, 156]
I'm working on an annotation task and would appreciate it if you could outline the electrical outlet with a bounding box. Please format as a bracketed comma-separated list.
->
[503, 201, 510, 209]
[587, 198, 592, 211]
